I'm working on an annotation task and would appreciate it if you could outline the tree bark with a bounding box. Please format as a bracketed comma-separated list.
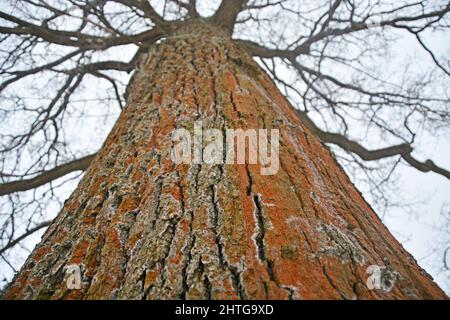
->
[3, 22, 446, 300]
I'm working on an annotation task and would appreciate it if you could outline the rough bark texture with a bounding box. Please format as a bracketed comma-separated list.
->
[3, 22, 446, 300]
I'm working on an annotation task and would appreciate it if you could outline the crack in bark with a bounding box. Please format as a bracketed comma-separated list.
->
[210, 183, 246, 299]
[198, 258, 212, 300]
[252, 192, 267, 262]
[180, 216, 195, 299]
[150, 176, 163, 229]
[210, 185, 225, 269]
[229, 265, 246, 300]
[322, 265, 352, 300]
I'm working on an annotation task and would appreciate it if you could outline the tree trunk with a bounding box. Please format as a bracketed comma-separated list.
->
[4, 22, 446, 300]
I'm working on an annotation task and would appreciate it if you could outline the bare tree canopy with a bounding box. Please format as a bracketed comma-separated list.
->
[0, 0, 449, 293]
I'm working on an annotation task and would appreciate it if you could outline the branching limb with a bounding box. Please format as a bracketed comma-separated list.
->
[0, 154, 95, 196]
[0, 220, 52, 256]
[212, 0, 249, 34]
[295, 110, 450, 180]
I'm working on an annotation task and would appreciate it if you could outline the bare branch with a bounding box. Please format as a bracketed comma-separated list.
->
[0, 49, 83, 93]
[0, 220, 52, 256]
[0, 154, 95, 196]
[0, 10, 166, 49]
[111, 0, 166, 25]
[295, 110, 450, 180]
